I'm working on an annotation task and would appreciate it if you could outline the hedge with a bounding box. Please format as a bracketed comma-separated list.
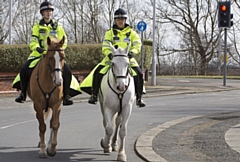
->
[0, 43, 152, 72]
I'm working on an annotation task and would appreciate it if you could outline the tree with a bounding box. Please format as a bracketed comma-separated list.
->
[0, 0, 21, 44]
[13, 0, 39, 44]
[146, 0, 219, 75]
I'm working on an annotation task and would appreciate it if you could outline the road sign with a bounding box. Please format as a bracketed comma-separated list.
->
[137, 21, 147, 32]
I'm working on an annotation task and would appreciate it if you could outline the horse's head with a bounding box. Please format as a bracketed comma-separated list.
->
[46, 36, 65, 86]
[109, 42, 131, 92]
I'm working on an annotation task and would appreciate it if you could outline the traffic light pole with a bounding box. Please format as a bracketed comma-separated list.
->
[218, 0, 232, 86]
[223, 28, 227, 86]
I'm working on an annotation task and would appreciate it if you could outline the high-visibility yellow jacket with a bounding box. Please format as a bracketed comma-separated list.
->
[28, 19, 67, 60]
[101, 24, 142, 67]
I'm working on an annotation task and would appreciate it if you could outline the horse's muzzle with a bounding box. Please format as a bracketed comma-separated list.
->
[115, 74, 128, 91]
[53, 78, 63, 86]
[116, 84, 128, 91]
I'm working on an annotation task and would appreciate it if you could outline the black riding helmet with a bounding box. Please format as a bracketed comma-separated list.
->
[114, 8, 128, 19]
[40, 1, 54, 14]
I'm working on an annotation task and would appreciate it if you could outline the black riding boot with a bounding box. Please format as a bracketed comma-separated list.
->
[88, 90, 98, 104]
[88, 74, 103, 104]
[136, 95, 146, 107]
[15, 60, 32, 103]
[136, 81, 146, 107]
[62, 63, 73, 106]
[134, 80, 146, 107]
[133, 67, 146, 107]
[88, 65, 104, 104]
[15, 91, 26, 103]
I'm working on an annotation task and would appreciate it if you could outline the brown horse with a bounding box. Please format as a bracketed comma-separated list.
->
[28, 36, 65, 158]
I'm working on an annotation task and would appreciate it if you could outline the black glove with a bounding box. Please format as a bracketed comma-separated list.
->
[108, 53, 113, 60]
[36, 47, 44, 54]
[128, 52, 134, 58]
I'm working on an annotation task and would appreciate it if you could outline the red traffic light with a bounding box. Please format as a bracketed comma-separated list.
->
[221, 5, 227, 12]
[218, 1, 232, 28]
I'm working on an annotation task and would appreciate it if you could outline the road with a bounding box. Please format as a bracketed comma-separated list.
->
[1, 88, 240, 162]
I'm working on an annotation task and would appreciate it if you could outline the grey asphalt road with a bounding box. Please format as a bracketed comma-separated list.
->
[1, 77, 240, 162]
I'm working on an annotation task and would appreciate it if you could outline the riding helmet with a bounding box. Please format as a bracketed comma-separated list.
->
[114, 8, 128, 19]
[40, 1, 54, 14]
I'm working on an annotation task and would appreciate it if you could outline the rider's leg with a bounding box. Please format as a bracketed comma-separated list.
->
[62, 63, 73, 106]
[132, 67, 146, 107]
[15, 60, 32, 103]
[88, 65, 104, 104]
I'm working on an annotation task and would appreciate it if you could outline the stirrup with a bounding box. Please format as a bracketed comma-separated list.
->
[88, 95, 98, 104]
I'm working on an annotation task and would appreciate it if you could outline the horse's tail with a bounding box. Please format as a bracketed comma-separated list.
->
[43, 108, 52, 120]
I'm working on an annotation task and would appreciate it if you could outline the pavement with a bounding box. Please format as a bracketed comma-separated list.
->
[1, 77, 240, 161]
[135, 77, 240, 162]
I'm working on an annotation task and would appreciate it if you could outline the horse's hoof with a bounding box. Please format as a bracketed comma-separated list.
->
[38, 151, 47, 158]
[117, 153, 127, 162]
[100, 139, 112, 153]
[111, 143, 118, 151]
[46, 148, 56, 157]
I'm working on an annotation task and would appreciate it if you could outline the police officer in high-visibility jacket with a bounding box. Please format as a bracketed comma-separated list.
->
[15, 1, 73, 106]
[88, 8, 146, 107]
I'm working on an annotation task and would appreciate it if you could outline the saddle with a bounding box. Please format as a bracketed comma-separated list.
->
[78, 63, 137, 95]
[12, 58, 81, 97]
[12, 58, 41, 90]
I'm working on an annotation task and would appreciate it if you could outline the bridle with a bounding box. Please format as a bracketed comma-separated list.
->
[36, 48, 65, 112]
[46, 49, 64, 81]
[111, 54, 129, 80]
[107, 54, 131, 115]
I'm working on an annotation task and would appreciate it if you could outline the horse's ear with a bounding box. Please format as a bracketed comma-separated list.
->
[47, 37, 51, 46]
[124, 43, 131, 54]
[59, 36, 65, 46]
[108, 42, 116, 53]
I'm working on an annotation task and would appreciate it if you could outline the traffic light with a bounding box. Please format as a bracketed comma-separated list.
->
[218, 1, 231, 28]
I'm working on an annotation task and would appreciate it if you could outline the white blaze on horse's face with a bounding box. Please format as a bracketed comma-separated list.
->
[112, 50, 130, 92]
[54, 51, 63, 86]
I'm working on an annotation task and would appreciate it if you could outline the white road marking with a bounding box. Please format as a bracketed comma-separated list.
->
[0, 119, 36, 129]
[178, 80, 190, 82]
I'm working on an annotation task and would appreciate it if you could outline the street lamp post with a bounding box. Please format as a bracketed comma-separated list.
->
[9, 0, 12, 44]
[151, 0, 156, 86]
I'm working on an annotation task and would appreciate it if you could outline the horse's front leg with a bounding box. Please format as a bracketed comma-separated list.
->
[101, 109, 114, 153]
[35, 105, 47, 158]
[47, 107, 61, 157]
[117, 106, 132, 162]
[111, 114, 121, 151]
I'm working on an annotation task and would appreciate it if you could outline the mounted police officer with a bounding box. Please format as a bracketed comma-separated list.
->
[15, 0, 73, 106]
[88, 8, 146, 107]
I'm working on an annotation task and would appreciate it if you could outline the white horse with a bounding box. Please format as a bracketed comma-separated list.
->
[99, 42, 135, 162]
